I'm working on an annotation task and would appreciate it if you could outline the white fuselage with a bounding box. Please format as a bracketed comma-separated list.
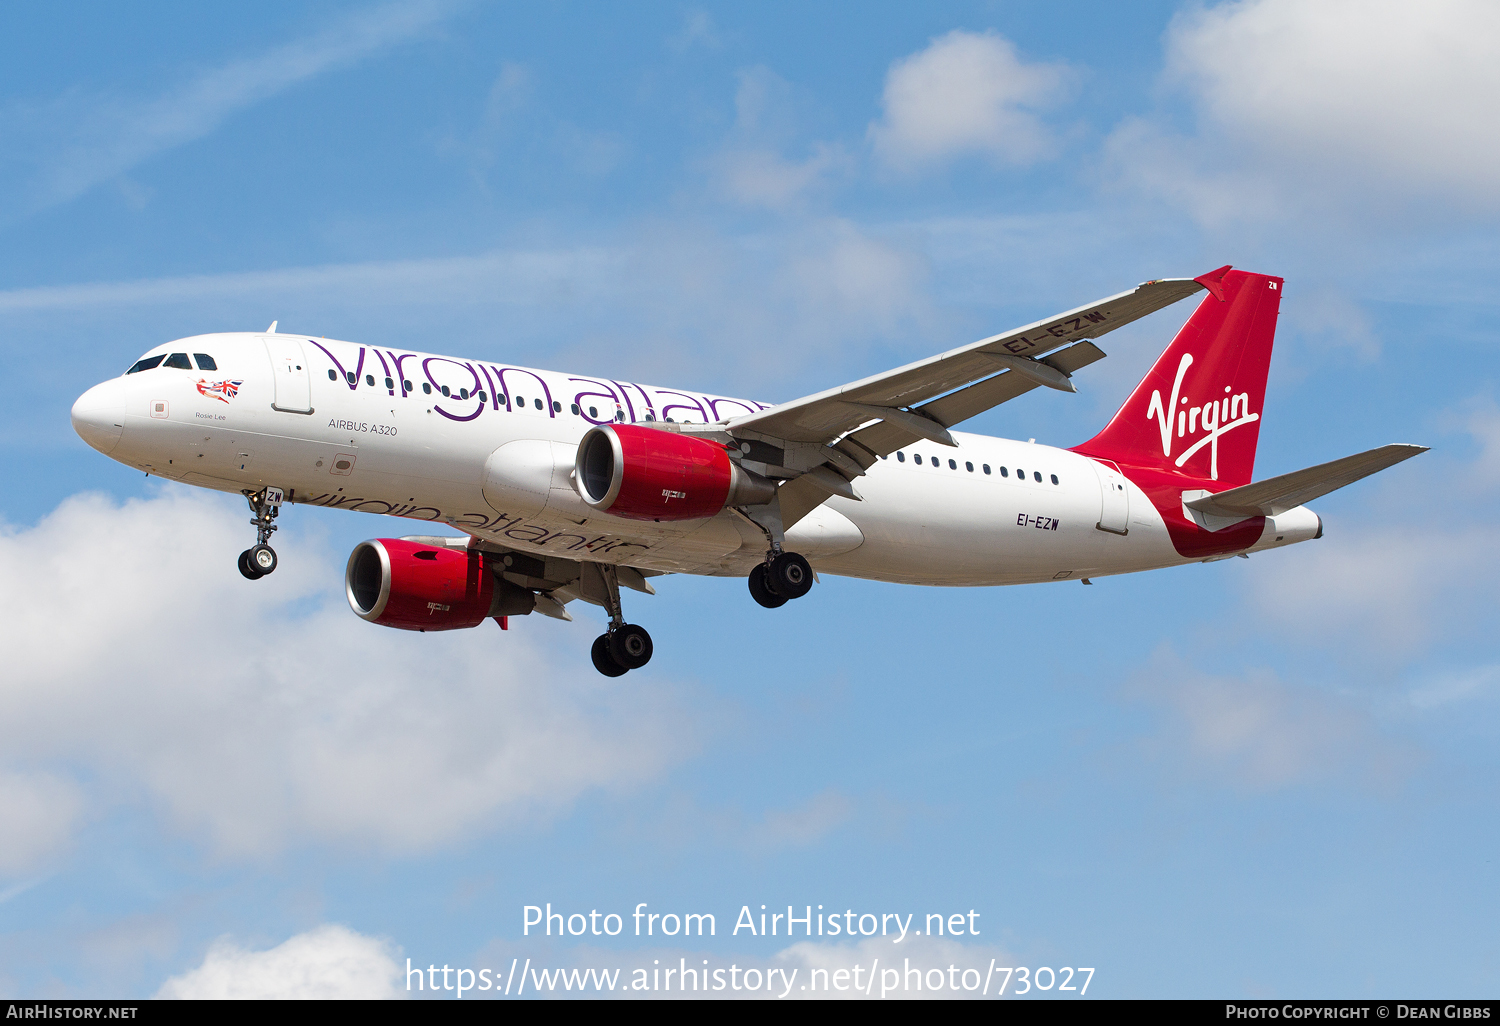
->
[71, 333, 1319, 586]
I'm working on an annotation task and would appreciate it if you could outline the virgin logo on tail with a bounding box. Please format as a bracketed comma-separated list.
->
[1145, 354, 1259, 480]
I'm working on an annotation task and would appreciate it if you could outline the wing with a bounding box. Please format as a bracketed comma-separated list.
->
[402, 534, 662, 621]
[716, 270, 1222, 526]
[726, 272, 1216, 447]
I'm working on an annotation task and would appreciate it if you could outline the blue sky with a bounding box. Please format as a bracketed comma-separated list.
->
[2, 0, 1498, 999]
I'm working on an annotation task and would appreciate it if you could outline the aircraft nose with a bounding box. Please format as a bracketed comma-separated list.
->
[71, 381, 127, 455]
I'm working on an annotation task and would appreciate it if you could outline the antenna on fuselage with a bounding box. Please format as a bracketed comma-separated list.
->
[266, 321, 278, 333]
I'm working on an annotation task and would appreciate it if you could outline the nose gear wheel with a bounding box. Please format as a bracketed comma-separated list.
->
[238, 549, 264, 580]
[238, 487, 283, 579]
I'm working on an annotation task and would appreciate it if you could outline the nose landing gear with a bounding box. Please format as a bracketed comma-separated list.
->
[238, 487, 283, 580]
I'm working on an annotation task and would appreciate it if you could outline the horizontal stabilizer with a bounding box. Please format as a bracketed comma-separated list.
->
[1184, 444, 1428, 517]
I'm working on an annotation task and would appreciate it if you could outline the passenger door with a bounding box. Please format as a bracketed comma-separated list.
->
[264, 337, 313, 413]
[1090, 458, 1130, 535]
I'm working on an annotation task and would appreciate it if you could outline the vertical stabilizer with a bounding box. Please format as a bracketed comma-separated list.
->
[1073, 267, 1283, 487]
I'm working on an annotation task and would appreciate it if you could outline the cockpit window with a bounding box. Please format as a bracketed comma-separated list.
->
[163, 353, 192, 369]
[194, 353, 218, 371]
[127, 355, 166, 374]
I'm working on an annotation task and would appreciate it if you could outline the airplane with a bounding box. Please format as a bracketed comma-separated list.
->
[70, 265, 1425, 676]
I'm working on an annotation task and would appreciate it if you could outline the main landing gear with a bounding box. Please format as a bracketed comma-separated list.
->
[584, 563, 654, 677]
[591, 624, 653, 677]
[238, 487, 283, 580]
[748, 550, 813, 609]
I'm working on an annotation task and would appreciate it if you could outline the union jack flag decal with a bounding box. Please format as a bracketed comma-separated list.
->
[196, 378, 243, 403]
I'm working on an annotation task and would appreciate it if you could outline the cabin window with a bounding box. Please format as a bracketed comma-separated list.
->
[440, 385, 451, 397]
[535, 398, 544, 410]
[644, 413, 655, 421]
[515, 395, 525, 407]
[896, 452, 905, 462]
[327, 369, 337, 380]
[1001, 467, 1009, 477]
[163, 353, 192, 369]
[983, 464, 991, 475]
[364, 374, 374, 386]
[948, 459, 957, 470]
[384, 377, 394, 389]
[346, 371, 357, 384]
[571, 403, 580, 415]
[422, 382, 432, 394]
[403, 380, 412, 391]
[478, 391, 487, 402]
[966, 461, 974, 472]
[128, 355, 166, 374]
[459, 388, 469, 400]
[1051, 474, 1059, 485]
[1015, 468, 1024, 480]
[193, 354, 217, 371]
[1034, 471, 1042, 483]
[914, 454, 923, 465]
[552, 401, 562, 413]
[589, 406, 598, 418]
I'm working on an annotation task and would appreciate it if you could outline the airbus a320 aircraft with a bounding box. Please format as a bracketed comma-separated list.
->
[72, 266, 1423, 675]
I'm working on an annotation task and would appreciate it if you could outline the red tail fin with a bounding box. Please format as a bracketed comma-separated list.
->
[1073, 266, 1282, 487]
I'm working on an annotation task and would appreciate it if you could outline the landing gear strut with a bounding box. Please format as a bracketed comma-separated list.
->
[583, 562, 653, 676]
[238, 487, 283, 580]
[736, 499, 815, 608]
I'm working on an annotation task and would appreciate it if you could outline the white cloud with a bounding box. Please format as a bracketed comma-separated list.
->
[0, 248, 612, 315]
[1, 219, 935, 400]
[0, 488, 696, 859]
[0, 0, 460, 217]
[1445, 399, 1500, 490]
[1127, 649, 1418, 793]
[1281, 286, 1381, 363]
[756, 789, 854, 850]
[1109, 0, 1500, 222]
[1407, 664, 1500, 711]
[717, 145, 846, 209]
[869, 30, 1072, 172]
[157, 924, 402, 999]
[0, 772, 83, 876]
[668, 10, 721, 54]
[1243, 525, 1499, 659]
[711, 67, 850, 209]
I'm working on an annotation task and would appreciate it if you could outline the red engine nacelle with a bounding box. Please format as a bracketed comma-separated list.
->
[575, 425, 775, 521]
[346, 538, 494, 631]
